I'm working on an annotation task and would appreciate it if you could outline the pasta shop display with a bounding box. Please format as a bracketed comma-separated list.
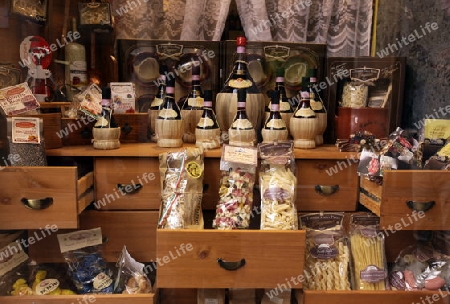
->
[258, 141, 297, 230]
[158, 147, 204, 229]
[213, 145, 258, 230]
[349, 213, 388, 290]
[299, 212, 351, 291]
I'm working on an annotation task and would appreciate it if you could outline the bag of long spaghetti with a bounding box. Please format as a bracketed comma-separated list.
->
[299, 212, 351, 290]
[349, 213, 388, 290]
[258, 141, 297, 230]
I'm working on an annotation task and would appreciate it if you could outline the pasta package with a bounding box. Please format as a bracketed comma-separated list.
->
[213, 145, 258, 230]
[349, 213, 388, 290]
[258, 141, 298, 230]
[299, 212, 351, 291]
[158, 147, 204, 229]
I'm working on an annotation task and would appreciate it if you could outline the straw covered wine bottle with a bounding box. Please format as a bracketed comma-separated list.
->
[215, 36, 265, 141]
[262, 90, 288, 143]
[290, 77, 319, 149]
[264, 67, 293, 134]
[228, 88, 256, 147]
[308, 68, 327, 145]
[179, 61, 204, 143]
[155, 75, 184, 147]
[149, 64, 168, 142]
[195, 89, 221, 149]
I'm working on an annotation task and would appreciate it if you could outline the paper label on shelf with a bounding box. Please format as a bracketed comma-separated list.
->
[11, 117, 41, 144]
[0, 242, 29, 276]
[57, 227, 103, 253]
[424, 119, 450, 140]
[222, 145, 257, 166]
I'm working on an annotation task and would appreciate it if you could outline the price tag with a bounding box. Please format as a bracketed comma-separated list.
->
[222, 145, 257, 166]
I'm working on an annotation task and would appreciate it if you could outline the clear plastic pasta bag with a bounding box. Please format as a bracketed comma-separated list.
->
[158, 147, 204, 229]
[213, 145, 258, 230]
[299, 212, 351, 290]
[258, 141, 298, 230]
[349, 213, 388, 290]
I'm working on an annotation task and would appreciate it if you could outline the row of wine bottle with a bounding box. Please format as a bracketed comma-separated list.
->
[149, 36, 327, 149]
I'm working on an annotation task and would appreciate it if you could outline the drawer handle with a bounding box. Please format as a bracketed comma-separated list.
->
[406, 200, 435, 212]
[315, 185, 339, 196]
[217, 258, 246, 271]
[21, 197, 53, 210]
[121, 123, 132, 135]
[117, 183, 143, 195]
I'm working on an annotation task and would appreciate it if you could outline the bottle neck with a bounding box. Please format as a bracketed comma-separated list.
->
[234, 47, 247, 76]
[237, 100, 246, 111]
[299, 91, 310, 107]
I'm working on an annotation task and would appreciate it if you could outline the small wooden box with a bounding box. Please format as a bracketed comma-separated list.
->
[114, 113, 149, 143]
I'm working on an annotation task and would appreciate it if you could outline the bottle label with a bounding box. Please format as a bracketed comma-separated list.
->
[159, 109, 179, 118]
[310, 100, 324, 111]
[237, 46, 246, 54]
[231, 118, 253, 129]
[270, 104, 280, 111]
[276, 77, 284, 83]
[192, 75, 200, 81]
[301, 91, 309, 98]
[229, 79, 252, 89]
[237, 102, 246, 108]
[197, 117, 215, 127]
[151, 97, 164, 107]
[203, 101, 213, 107]
[294, 107, 315, 118]
[266, 119, 286, 129]
[188, 96, 204, 108]
[70, 60, 88, 87]
[166, 87, 175, 94]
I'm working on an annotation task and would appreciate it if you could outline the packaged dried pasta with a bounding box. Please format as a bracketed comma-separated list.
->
[349, 213, 388, 290]
[299, 212, 351, 291]
[258, 141, 297, 230]
[213, 145, 258, 230]
[158, 147, 204, 229]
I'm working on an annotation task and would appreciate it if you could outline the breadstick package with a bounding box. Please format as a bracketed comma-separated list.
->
[258, 141, 298, 230]
[299, 212, 351, 291]
[349, 213, 388, 290]
[158, 147, 204, 229]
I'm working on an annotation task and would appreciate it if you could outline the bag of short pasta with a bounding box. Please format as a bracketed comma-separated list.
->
[349, 213, 388, 290]
[213, 145, 258, 230]
[158, 147, 204, 229]
[299, 212, 351, 290]
[258, 141, 297, 230]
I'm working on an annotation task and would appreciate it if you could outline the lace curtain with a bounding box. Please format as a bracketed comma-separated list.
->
[235, 0, 373, 57]
[112, 0, 373, 56]
[112, 0, 232, 40]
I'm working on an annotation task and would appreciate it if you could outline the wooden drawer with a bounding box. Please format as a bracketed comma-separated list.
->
[157, 229, 305, 289]
[94, 158, 159, 210]
[0, 167, 93, 229]
[114, 113, 149, 143]
[0, 293, 158, 303]
[29, 210, 158, 263]
[296, 159, 359, 211]
[360, 170, 450, 230]
[301, 290, 450, 304]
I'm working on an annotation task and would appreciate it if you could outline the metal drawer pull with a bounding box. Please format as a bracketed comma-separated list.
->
[406, 200, 435, 212]
[315, 185, 339, 196]
[217, 258, 246, 271]
[21, 197, 53, 210]
[117, 183, 143, 195]
[121, 124, 133, 135]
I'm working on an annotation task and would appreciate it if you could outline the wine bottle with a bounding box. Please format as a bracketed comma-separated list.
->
[216, 36, 265, 141]
[308, 68, 327, 145]
[262, 90, 288, 143]
[264, 67, 293, 133]
[195, 89, 221, 149]
[155, 76, 183, 147]
[228, 88, 256, 147]
[179, 62, 204, 143]
[290, 77, 319, 149]
[149, 65, 168, 142]
[94, 86, 117, 128]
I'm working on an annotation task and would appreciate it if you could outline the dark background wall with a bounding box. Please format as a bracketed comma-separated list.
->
[376, 0, 450, 131]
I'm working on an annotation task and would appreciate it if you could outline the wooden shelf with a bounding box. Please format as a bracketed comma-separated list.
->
[46, 143, 358, 159]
